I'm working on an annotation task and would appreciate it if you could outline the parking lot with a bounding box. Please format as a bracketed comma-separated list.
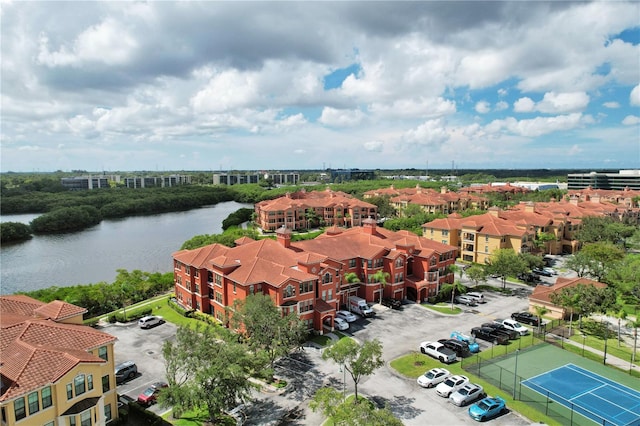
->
[105, 288, 536, 425]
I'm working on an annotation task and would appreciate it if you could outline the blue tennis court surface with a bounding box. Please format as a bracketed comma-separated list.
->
[522, 363, 640, 426]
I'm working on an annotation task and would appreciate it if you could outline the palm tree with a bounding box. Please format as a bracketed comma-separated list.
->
[372, 270, 390, 304]
[615, 309, 627, 347]
[439, 280, 467, 311]
[533, 305, 548, 333]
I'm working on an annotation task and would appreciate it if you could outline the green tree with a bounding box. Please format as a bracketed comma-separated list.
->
[577, 242, 626, 282]
[322, 338, 384, 403]
[366, 196, 395, 218]
[161, 325, 255, 421]
[486, 249, 528, 289]
[535, 232, 557, 253]
[550, 284, 605, 329]
[0, 222, 32, 243]
[465, 265, 487, 287]
[519, 253, 544, 270]
[627, 317, 640, 365]
[606, 254, 640, 308]
[439, 280, 467, 310]
[371, 270, 390, 304]
[576, 216, 637, 246]
[310, 387, 402, 426]
[533, 305, 548, 333]
[230, 294, 307, 369]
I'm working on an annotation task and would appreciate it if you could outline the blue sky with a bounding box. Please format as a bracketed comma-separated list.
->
[1, 1, 639, 172]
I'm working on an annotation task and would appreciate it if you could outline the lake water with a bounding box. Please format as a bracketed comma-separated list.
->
[0, 201, 252, 295]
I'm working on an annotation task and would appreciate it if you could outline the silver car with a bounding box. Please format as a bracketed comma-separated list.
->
[449, 383, 485, 406]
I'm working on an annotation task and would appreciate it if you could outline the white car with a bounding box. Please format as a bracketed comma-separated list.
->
[543, 267, 558, 275]
[417, 368, 450, 388]
[449, 383, 485, 406]
[333, 317, 349, 331]
[435, 375, 469, 398]
[138, 315, 164, 329]
[336, 310, 357, 323]
[497, 318, 530, 336]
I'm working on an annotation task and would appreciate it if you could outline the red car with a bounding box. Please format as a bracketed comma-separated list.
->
[137, 382, 168, 406]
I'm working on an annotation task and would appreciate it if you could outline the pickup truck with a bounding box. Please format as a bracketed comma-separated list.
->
[495, 318, 530, 336]
[470, 327, 509, 345]
[511, 312, 540, 326]
[419, 341, 457, 364]
[481, 322, 518, 340]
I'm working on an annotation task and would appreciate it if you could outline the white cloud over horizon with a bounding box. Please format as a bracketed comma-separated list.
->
[1, 1, 639, 172]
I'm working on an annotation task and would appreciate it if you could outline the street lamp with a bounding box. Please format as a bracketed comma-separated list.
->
[582, 334, 586, 357]
[512, 349, 520, 400]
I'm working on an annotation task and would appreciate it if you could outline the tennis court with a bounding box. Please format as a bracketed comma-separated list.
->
[522, 363, 640, 426]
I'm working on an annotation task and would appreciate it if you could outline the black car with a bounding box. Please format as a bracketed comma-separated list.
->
[471, 327, 509, 345]
[511, 312, 540, 326]
[532, 267, 552, 277]
[517, 272, 539, 284]
[481, 323, 518, 340]
[438, 338, 471, 357]
[381, 297, 402, 309]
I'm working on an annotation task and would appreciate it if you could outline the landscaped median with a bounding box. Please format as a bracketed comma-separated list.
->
[389, 351, 562, 425]
[420, 302, 462, 315]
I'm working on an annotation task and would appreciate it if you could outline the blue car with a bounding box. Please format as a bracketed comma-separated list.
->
[450, 330, 480, 353]
[468, 396, 507, 421]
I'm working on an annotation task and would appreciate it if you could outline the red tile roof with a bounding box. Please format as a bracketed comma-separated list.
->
[529, 277, 607, 304]
[0, 295, 116, 402]
[35, 300, 87, 321]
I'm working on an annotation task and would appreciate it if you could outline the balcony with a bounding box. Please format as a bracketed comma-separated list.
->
[462, 233, 475, 242]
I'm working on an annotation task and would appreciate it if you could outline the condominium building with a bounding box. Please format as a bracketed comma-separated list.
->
[567, 170, 640, 191]
[0, 295, 118, 426]
[254, 189, 378, 232]
[172, 220, 457, 333]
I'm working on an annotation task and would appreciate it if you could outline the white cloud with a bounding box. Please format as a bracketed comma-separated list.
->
[514, 97, 535, 113]
[486, 113, 585, 137]
[318, 107, 365, 127]
[368, 97, 456, 119]
[536, 92, 590, 114]
[363, 140, 383, 152]
[475, 101, 490, 114]
[631, 84, 640, 107]
[495, 101, 509, 111]
[603, 101, 620, 109]
[402, 118, 450, 146]
[622, 115, 640, 125]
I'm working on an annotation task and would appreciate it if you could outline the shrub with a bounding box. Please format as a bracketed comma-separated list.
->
[108, 314, 117, 323]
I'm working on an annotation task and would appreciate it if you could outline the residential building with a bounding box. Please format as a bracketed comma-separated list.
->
[422, 208, 536, 264]
[528, 277, 607, 319]
[567, 170, 640, 191]
[0, 295, 118, 426]
[458, 182, 530, 195]
[389, 187, 488, 215]
[567, 186, 640, 209]
[172, 220, 457, 333]
[254, 188, 377, 232]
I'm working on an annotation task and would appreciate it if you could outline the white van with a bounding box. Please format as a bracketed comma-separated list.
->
[466, 292, 485, 304]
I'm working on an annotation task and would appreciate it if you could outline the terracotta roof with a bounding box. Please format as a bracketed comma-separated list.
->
[423, 211, 532, 237]
[529, 277, 607, 304]
[34, 300, 87, 321]
[0, 295, 116, 402]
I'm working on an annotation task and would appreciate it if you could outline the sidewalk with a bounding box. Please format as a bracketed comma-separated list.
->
[547, 332, 639, 373]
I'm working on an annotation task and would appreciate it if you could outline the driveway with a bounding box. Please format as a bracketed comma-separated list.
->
[102, 320, 177, 416]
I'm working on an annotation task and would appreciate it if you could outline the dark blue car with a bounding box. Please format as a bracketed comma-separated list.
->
[468, 396, 507, 421]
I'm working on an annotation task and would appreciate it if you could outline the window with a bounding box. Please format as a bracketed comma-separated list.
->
[322, 273, 331, 284]
[14, 397, 26, 420]
[195, 284, 199, 293]
[322, 290, 327, 300]
[367, 260, 372, 268]
[485, 246, 489, 253]
[74, 374, 86, 396]
[395, 258, 403, 267]
[299, 299, 313, 312]
[102, 375, 110, 393]
[70, 416, 77, 426]
[349, 259, 356, 268]
[327, 289, 333, 300]
[185, 267, 190, 276]
[215, 274, 222, 286]
[284, 285, 294, 298]
[215, 292, 223, 304]
[67, 383, 73, 400]
[28, 391, 39, 415]
[194, 270, 199, 278]
[104, 404, 112, 422]
[98, 346, 108, 361]
[485, 235, 489, 242]
[42, 386, 52, 409]
[232, 282, 237, 294]
[207, 271, 213, 283]
[442, 230, 449, 236]
[299, 281, 314, 293]
[87, 374, 93, 391]
[80, 411, 91, 426]
[44, 422, 54, 426]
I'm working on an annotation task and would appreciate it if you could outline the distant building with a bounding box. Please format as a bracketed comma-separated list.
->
[61, 175, 113, 190]
[529, 277, 607, 319]
[213, 172, 260, 185]
[328, 169, 376, 182]
[567, 170, 640, 190]
[123, 174, 191, 188]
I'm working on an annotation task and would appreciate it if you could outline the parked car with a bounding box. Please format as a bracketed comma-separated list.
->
[511, 311, 540, 326]
[438, 338, 471, 357]
[419, 341, 457, 364]
[115, 361, 138, 384]
[450, 331, 480, 353]
[454, 295, 478, 306]
[417, 367, 451, 388]
[542, 267, 558, 275]
[381, 297, 402, 309]
[481, 323, 518, 340]
[470, 327, 509, 345]
[450, 383, 485, 406]
[468, 396, 507, 421]
[336, 310, 357, 323]
[435, 374, 469, 398]
[532, 267, 552, 277]
[466, 292, 485, 304]
[517, 272, 539, 284]
[138, 315, 164, 329]
[495, 318, 529, 336]
[333, 317, 349, 331]
[137, 382, 168, 406]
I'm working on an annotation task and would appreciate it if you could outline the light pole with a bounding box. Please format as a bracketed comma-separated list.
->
[512, 349, 520, 400]
[582, 334, 586, 357]
[339, 364, 346, 400]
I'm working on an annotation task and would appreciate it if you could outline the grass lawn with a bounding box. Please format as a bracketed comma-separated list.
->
[420, 303, 461, 315]
[390, 352, 562, 426]
[163, 407, 236, 426]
